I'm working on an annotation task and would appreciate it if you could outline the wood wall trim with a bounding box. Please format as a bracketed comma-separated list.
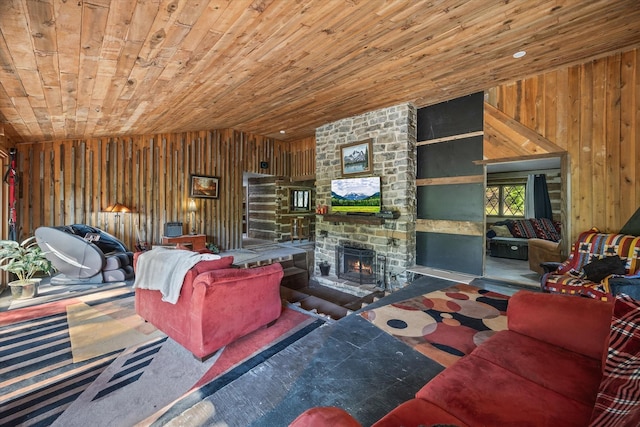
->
[484, 103, 564, 156]
[417, 131, 483, 146]
[416, 175, 484, 186]
[416, 219, 484, 236]
[474, 152, 563, 165]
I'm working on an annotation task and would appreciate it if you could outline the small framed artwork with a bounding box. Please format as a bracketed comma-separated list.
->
[340, 139, 373, 176]
[190, 174, 219, 199]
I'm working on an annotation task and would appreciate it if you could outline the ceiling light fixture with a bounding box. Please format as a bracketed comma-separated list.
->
[280, 130, 286, 134]
[513, 50, 526, 59]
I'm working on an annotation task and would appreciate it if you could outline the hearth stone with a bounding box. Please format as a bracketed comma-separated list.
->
[313, 274, 380, 297]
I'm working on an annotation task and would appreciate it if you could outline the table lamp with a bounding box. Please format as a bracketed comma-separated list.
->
[188, 199, 197, 234]
[103, 203, 131, 236]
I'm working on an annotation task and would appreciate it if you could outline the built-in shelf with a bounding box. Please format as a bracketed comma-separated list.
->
[319, 213, 385, 225]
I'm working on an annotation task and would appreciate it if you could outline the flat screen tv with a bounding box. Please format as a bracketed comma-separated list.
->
[331, 176, 381, 213]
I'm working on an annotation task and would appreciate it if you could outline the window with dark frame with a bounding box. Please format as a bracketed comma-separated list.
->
[486, 184, 526, 217]
[290, 189, 311, 212]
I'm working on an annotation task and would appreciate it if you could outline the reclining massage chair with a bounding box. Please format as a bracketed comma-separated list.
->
[35, 224, 134, 285]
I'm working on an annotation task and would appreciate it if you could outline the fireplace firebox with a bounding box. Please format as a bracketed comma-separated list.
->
[336, 245, 377, 285]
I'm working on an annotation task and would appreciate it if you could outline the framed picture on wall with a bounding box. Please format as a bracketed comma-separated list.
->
[190, 174, 219, 199]
[340, 139, 373, 176]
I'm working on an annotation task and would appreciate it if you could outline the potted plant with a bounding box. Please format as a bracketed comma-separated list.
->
[0, 237, 54, 299]
[206, 242, 220, 254]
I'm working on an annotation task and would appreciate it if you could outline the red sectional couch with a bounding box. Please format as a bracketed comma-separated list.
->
[134, 254, 284, 360]
[290, 291, 640, 426]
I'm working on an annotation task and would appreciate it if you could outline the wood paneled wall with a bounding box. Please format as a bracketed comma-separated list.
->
[16, 129, 289, 250]
[486, 48, 640, 240]
[288, 136, 316, 181]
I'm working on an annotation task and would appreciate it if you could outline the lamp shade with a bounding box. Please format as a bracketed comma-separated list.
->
[188, 199, 197, 212]
[103, 203, 131, 213]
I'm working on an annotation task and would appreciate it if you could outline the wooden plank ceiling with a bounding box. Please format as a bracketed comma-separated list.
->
[1, 0, 639, 144]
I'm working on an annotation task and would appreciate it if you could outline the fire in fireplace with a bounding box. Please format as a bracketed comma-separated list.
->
[336, 244, 377, 285]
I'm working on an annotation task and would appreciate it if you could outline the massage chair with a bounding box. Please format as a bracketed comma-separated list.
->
[35, 224, 134, 285]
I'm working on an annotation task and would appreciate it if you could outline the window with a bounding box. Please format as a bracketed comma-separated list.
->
[486, 184, 525, 217]
[290, 189, 311, 212]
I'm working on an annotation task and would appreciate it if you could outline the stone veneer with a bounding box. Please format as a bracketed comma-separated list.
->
[314, 103, 417, 293]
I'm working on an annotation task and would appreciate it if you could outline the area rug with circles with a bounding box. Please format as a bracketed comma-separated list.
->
[360, 283, 509, 367]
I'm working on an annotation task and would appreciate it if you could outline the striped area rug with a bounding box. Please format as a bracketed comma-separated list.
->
[0, 287, 140, 426]
[0, 286, 321, 426]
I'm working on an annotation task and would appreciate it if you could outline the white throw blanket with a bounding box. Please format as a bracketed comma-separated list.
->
[133, 247, 221, 304]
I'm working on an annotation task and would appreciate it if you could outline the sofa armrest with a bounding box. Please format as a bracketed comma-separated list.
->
[609, 278, 640, 299]
[528, 238, 563, 275]
[541, 261, 563, 274]
[507, 291, 613, 360]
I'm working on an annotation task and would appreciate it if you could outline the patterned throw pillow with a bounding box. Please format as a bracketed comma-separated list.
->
[589, 294, 640, 426]
[510, 218, 561, 241]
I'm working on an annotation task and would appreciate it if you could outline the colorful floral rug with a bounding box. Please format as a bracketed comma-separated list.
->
[360, 283, 509, 367]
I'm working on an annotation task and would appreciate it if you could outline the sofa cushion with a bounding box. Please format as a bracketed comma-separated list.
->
[589, 294, 640, 426]
[510, 218, 561, 241]
[472, 330, 602, 407]
[289, 407, 362, 427]
[182, 256, 234, 288]
[490, 224, 512, 238]
[373, 398, 467, 427]
[507, 291, 613, 360]
[583, 255, 627, 283]
[416, 355, 592, 427]
[192, 256, 234, 273]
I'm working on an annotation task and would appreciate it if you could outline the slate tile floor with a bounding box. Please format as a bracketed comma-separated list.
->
[156, 274, 456, 426]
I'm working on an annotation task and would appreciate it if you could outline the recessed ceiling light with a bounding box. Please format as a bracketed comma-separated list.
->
[280, 130, 286, 134]
[513, 50, 526, 59]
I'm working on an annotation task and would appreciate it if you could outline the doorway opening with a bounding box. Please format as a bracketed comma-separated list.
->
[484, 156, 566, 288]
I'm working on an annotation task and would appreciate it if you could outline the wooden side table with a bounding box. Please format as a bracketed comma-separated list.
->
[161, 234, 207, 251]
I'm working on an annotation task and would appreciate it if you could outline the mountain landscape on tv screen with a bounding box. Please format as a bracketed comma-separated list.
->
[331, 191, 380, 201]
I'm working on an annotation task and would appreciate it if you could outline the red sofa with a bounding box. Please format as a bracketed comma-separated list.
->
[134, 254, 284, 360]
[290, 291, 640, 426]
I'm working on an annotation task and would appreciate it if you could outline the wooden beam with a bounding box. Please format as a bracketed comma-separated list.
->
[484, 102, 565, 154]
[416, 219, 484, 236]
[416, 175, 484, 186]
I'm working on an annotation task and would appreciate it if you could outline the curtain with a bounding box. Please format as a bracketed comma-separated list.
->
[525, 174, 535, 219]
[533, 174, 553, 220]
[525, 174, 553, 220]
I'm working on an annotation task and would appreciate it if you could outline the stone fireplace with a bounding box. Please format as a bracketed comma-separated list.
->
[336, 243, 378, 286]
[313, 103, 417, 295]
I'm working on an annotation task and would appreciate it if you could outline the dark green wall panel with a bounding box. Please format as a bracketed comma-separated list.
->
[417, 92, 484, 141]
[417, 183, 484, 221]
[416, 232, 483, 275]
[417, 136, 484, 179]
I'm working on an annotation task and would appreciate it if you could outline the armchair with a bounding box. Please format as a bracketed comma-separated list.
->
[541, 229, 640, 300]
[134, 253, 285, 360]
[528, 238, 563, 275]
